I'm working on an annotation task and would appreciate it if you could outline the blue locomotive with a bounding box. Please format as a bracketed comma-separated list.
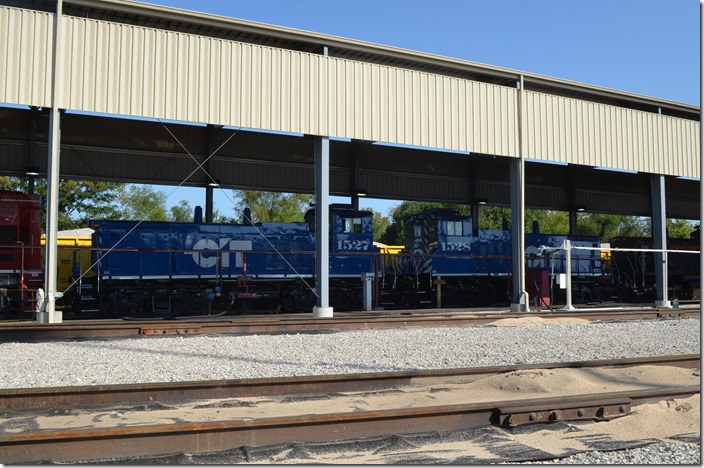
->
[72, 204, 378, 317]
[381, 209, 603, 309]
[72, 205, 604, 317]
[4, 186, 696, 319]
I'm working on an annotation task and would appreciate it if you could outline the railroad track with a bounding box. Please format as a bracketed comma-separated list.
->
[0, 305, 698, 341]
[0, 354, 699, 464]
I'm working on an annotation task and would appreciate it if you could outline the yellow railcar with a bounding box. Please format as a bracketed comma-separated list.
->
[376, 243, 404, 274]
[40, 230, 94, 294]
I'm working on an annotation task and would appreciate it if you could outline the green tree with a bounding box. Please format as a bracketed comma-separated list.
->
[576, 213, 649, 241]
[479, 206, 511, 230]
[525, 210, 569, 234]
[667, 219, 697, 239]
[115, 184, 169, 221]
[210, 209, 229, 223]
[169, 200, 194, 222]
[479, 207, 571, 233]
[361, 207, 391, 243]
[168, 200, 229, 223]
[0, 176, 123, 230]
[233, 190, 314, 223]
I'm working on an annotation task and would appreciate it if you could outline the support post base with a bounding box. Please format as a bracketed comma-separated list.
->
[36, 311, 62, 324]
[313, 306, 333, 318]
[510, 291, 530, 312]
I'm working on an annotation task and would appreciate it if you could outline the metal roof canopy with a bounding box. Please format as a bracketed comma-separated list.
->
[1, 0, 699, 323]
[1, 107, 698, 220]
[0, 0, 700, 208]
[52, 0, 700, 120]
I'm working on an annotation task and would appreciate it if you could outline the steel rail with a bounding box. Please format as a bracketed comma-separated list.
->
[0, 306, 698, 341]
[0, 387, 698, 463]
[0, 385, 698, 465]
[0, 354, 699, 411]
[0, 355, 699, 463]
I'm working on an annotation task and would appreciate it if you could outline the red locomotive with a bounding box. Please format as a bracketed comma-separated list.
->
[0, 191, 44, 319]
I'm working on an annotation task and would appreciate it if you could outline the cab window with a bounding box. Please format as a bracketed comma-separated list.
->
[446, 221, 463, 236]
[427, 219, 438, 244]
[344, 217, 363, 234]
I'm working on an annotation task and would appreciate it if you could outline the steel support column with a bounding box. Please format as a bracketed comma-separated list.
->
[313, 136, 333, 317]
[650, 174, 670, 307]
[568, 212, 578, 235]
[27, 107, 40, 196]
[204, 124, 218, 223]
[567, 165, 578, 236]
[511, 76, 528, 312]
[471, 204, 479, 236]
[469, 168, 480, 236]
[204, 186, 213, 222]
[701, 1, 704, 306]
[510, 159, 528, 311]
[40, 0, 64, 324]
[351, 140, 361, 210]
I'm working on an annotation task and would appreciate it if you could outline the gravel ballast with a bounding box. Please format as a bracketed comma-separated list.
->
[524, 442, 701, 464]
[0, 317, 699, 388]
[0, 317, 699, 464]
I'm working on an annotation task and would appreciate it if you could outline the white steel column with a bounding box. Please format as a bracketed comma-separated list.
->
[650, 174, 670, 308]
[41, 0, 64, 323]
[700, 0, 704, 311]
[510, 76, 529, 312]
[560, 239, 576, 311]
[313, 136, 333, 317]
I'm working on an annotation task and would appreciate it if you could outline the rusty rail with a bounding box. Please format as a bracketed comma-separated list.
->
[0, 306, 698, 341]
[0, 354, 698, 411]
[0, 355, 699, 463]
[2, 385, 698, 464]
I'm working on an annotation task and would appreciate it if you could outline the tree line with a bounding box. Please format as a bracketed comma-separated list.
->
[0, 177, 696, 242]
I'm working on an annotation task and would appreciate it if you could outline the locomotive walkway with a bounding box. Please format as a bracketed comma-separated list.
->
[0, 355, 699, 464]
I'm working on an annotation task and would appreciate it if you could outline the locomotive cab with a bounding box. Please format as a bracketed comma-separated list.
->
[302, 204, 379, 310]
[305, 204, 379, 275]
[0, 191, 43, 318]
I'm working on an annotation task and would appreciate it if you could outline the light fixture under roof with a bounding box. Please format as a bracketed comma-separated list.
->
[207, 179, 220, 187]
[575, 206, 586, 212]
[25, 167, 40, 176]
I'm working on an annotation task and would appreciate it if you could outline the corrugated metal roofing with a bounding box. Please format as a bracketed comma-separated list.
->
[0, 0, 699, 218]
[3, 3, 696, 177]
[58, 0, 696, 116]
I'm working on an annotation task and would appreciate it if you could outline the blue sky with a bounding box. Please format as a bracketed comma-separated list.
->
[139, 0, 699, 216]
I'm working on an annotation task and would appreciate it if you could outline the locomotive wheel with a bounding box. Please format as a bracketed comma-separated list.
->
[0, 304, 13, 320]
[281, 293, 297, 313]
[99, 298, 117, 318]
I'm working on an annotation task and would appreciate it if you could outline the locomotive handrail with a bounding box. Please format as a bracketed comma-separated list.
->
[84, 246, 604, 263]
[539, 241, 700, 310]
[571, 245, 701, 254]
[46, 244, 609, 259]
